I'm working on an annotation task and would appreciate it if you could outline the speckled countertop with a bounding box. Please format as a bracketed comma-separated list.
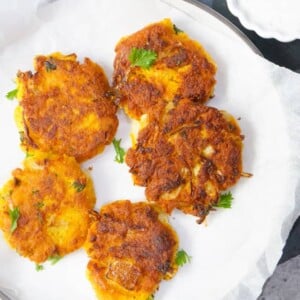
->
[197, 1, 300, 299]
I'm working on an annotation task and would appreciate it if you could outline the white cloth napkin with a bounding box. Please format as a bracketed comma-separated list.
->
[0, 1, 299, 299]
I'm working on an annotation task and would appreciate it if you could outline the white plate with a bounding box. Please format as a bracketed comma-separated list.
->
[0, 0, 290, 299]
[227, 0, 300, 42]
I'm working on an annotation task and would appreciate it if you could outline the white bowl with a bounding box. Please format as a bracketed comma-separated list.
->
[227, 0, 300, 42]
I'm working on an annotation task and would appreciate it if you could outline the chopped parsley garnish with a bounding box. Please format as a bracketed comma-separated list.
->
[35, 202, 44, 209]
[175, 249, 191, 267]
[19, 131, 25, 142]
[72, 181, 86, 192]
[6, 88, 18, 100]
[128, 48, 157, 69]
[112, 138, 126, 163]
[32, 189, 40, 195]
[214, 191, 233, 208]
[45, 60, 57, 72]
[26, 152, 34, 158]
[35, 264, 44, 271]
[173, 24, 183, 34]
[48, 254, 62, 265]
[147, 295, 155, 300]
[9, 207, 20, 233]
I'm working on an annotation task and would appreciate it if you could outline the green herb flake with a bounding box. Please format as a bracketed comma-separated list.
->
[45, 60, 57, 72]
[6, 88, 18, 100]
[147, 295, 155, 300]
[112, 138, 126, 163]
[9, 207, 20, 233]
[35, 202, 44, 209]
[72, 181, 86, 192]
[19, 131, 25, 143]
[175, 249, 191, 267]
[26, 152, 34, 158]
[35, 264, 44, 271]
[128, 48, 157, 69]
[48, 254, 62, 265]
[214, 191, 233, 209]
[32, 189, 40, 195]
[173, 24, 183, 34]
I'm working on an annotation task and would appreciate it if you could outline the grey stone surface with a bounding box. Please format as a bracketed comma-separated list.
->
[258, 255, 300, 300]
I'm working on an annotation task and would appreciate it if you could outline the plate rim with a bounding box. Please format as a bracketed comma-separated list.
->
[183, 0, 263, 55]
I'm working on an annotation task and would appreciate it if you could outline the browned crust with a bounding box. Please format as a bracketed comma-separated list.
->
[126, 99, 243, 222]
[17, 53, 118, 162]
[113, 18, 216, 120]
[85, 200, 178, 299]
[0, 153, 96, 263]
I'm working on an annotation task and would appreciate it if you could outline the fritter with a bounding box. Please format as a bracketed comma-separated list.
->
[126, 99, 243, 222]
[0, 152, 96, 263]
[85, 200, 178, 300]
[16, 52, 118, 162]
[113, 18, 217, 120]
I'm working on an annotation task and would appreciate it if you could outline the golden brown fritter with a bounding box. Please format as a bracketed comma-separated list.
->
[85, 200, 178, 300]
[16, 52, 118, 162]
[0, 151, 96, 263]
[126, 99, 243, 222]
[113, 18, 216, 120]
